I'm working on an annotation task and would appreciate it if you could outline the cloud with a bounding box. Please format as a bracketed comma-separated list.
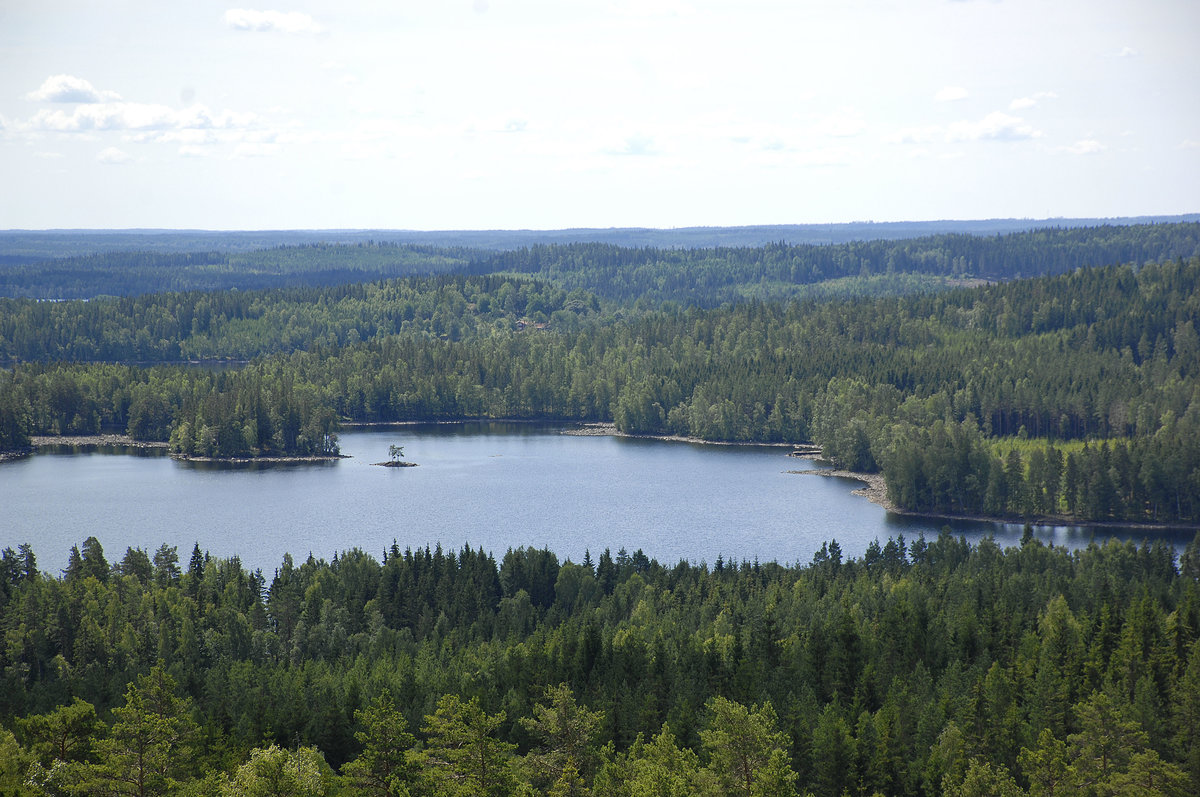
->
[224, 9, 323, 34]
[1116, 45, 1138, 57]
[27, 103, 258, 133]
[888, 111, 1041, 146]
[946, 112, 1040, 142]
[27, 75, 121, 103]
[934, 86, 969, 102]
[886, 125, 942, 145]
[1009, 91, 1058, 110]
[606, 134, 658, 156]
[97, 146, 132, 164]
[1064, 139, 1105, 155]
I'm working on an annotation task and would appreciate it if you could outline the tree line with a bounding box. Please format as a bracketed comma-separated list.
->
[1, 532, 1199, 795]
[2, 258, 1198, 514]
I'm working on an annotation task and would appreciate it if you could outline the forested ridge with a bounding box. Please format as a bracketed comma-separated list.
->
[2, 221, 1197, 301]
[3, 534, 1200, 795]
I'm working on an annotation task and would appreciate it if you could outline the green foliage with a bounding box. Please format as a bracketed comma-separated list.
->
[85, 665, 199, 795]
[520, 685, 605, 793]
[341, 690, 417, 796]
[417, 694, 516, 797]
[699, 697, 794, 797]
[1, 534, 1196, 795]
[221, 745, 338, 797]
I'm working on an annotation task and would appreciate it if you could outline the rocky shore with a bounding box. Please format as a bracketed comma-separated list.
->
[31, 434, 169, 449]
[173, 453, 348, 464]
[561, 422, 796, 447]
[786, 468, 894, 511]
[0, 447, 34, 462]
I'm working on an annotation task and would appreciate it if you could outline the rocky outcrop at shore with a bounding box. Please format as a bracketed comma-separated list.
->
[787, 468, 894, 511]
[0, 447, 35, 463]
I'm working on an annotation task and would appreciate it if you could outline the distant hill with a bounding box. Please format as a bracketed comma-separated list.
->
[2, 221, 1198, 301]
[2, 214, 1198, 261]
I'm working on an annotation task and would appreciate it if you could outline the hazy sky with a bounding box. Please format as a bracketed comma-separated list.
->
[2, 0, 1197, 230]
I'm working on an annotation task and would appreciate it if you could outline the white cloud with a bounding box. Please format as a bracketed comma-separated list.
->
[888, 111, 1042, 147]
[224, 9, 324, 34]
[1182, 140, 1200, 150]
[26, 103, 258, 133]
[27, 75, 121, 104]
[1116, 45, 1138, 57]
[1064, 139, 1105, 155]
[97, 146, 132, 164]
[1009, 91, 1058, 110]
[934, 86, 969, 102]
[946, 112, 1040, 142]
[886, 125, 942, 145]
[179, 145, 213, 158]
[606, 134, 658, 156]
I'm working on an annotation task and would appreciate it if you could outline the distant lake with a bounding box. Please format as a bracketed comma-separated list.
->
[2, 423, 1192, 576]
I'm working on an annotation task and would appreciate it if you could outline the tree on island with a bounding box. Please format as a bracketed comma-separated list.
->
[388, 444, 404, 463]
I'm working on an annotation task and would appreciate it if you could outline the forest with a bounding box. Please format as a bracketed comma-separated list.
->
[1, 253, 1198, 520]
[3, 221, 1200, 794]
[1, 533, 1199, 795]
[2, 221, 1198, 300]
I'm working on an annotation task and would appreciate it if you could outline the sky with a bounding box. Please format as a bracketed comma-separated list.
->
[1, 0, 1197, 231]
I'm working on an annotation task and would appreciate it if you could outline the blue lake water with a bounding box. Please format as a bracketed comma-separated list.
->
[1, 423, 1192, 576]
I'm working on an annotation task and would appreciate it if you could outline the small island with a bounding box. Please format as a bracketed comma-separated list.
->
[373, 443, 417, 467]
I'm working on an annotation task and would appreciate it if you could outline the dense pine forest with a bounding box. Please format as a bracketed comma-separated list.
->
[1, 535, 1199, 795]
[3, 221, 1200, 794]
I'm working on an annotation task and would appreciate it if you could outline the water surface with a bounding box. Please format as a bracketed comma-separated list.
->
[2, 423, 1191, 576]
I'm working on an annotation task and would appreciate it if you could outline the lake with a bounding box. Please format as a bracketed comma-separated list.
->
[2, 423, 1193, 576]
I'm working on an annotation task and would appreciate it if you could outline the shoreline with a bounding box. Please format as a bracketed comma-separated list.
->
[787, 468, 895, 511]
[31, 434, 169, 449]
[788, 467, 1200, 533]
[24, 434, 344, 464]
[172, 453, 348, 464]
[563, 422, 798, 448]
